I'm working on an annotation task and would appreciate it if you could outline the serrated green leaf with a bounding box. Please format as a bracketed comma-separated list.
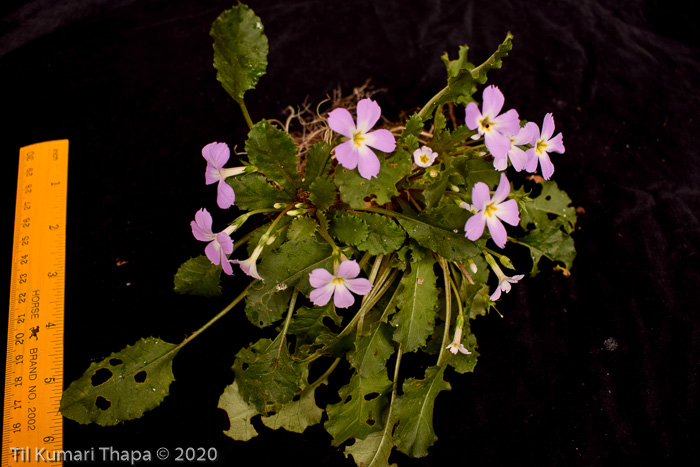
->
[211, 4, 268, 103]
[309, 176, 337, 210]
[261, 384, 324, 433]
[517, 225, 576, 276]
[218, 380, 260, 441]
[173, 256, 222, 296]
[345, 421, 397, 467]
[441, 44, 474, 79]
[520, 181, 577, 233]
[398, 114, 423, 153]
[355, 212, 406, 255]
[60, 337, 178, 426]
[397, 205, 483, 262]
[391, 247, 438, 352]
[229, 173, 292, 211]
[286, 216, 317, 241]
[233, 335, 304, 413]
[325, 322, 395, 446]
[246, 217, 290, 255]
[246, 120, 302, 194]
[451, 155, 501, 188]
[287, 302, 341, 349]
[304, 141, 332, 186]
[393, 365, 451, 458]
[330, 211, 370, 246]
[335, 149, 412, 209]
[246, 238, 333, 327]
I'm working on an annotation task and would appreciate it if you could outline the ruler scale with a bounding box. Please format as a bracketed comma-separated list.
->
[4, 140, 68, 467]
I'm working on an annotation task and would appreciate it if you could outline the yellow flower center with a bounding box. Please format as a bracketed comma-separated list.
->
[332, 278, 344, 285]
[419, 154, 430, 164]
[479, 117, 492, 132]
[536, 139, 548, 154]
[484, 202, 497, 218]
[352, 131, 365, 147]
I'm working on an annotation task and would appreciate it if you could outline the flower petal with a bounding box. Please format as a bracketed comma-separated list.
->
[309, 268, 335, 288]
[233, 257, 262, 280]
[484, 130, 512, 159]
[465, 102, 482, 130]
[337, 260, 360, 279]
[204, 240, 222, 266]
[495, 199, 520, 226]
[507, 146, 528, 172]
[205, 165, 222, 185]
[458, 345, 471, 355]
[541, 113, 555, 141]
[334, 140, 359, 170]
[464, 213, 486, 241]
[355, 98, 382, 133]
[482, 85, 505, 118]
[493, 155, 508, 171]
[471, 182, 490, 211]
[356, 145, 381, 180]
[191, 208, 214, 241]
[485, 215, 508, 248]
[217, 180, 236, 209]
[202, 142, 230, 170]
[364, 129, 396, 153]
[547, 132, 565, 154]
[221, 258, 234, 276]
[492, 173, 511, 204]
[514, 122, 539, 146]
[490, 286, 503, 301]
[343, 277, 373, 296]
[216, 231, 234, 255]
[333, 283, 356, 308]
[539, 151, 555, 180]
[524, 148, 539, 173]
[327, 107, 356, 138]
[492, 108, 521, 136]
[310, 282, 335, 307]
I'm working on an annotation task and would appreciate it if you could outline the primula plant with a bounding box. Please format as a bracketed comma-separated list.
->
[60, 4, 576, 465]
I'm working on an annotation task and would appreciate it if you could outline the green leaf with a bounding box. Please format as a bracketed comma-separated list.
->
[329, 211, 370, 247]
[261, 385, 324, 433]
[517, 225, 576, 276]
[391, 247, 439, 352]
[233, 335, 304, 413]
[441, 44, 474, 79]
[211, 3, 268, 103]
[173, 256, 222, 296]
[287, 303, 341, 350]
[246, 238, 333, 327]
[451, 155, 501, 188]
[398, 114, 423, 153]
[246, 120, 302, 194]
[448, 317, 480, 374]
[218, 380, 260, 441]
[286, 216, 317, 242]
[417, 167, 454, 210]
[393, 365, 451, 458]
[229, 173, 292, 211]
[355, 212, 406, 255]
[60, 337, 178, 426]
[325, 322, 395, 446]
[397, 205, 483, 262]
[520, 180, 577, 234]
[309, 176, 337, 211]
[335, 149, 412, 209]
[344, 420, 397, 467]
[304, 141, 332, 186]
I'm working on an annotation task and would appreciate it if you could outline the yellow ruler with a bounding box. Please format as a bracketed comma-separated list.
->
[3, 140, 68, 467]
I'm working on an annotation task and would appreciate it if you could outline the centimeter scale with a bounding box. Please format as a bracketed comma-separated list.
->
[4, 140, 68, 467]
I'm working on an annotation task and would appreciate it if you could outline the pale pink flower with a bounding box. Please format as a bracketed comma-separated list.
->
[494, 122, 539, 172]
[232, 245, 264, 280]
[202, 142, 246, 209]
[490, 272, 525, 301]
[465, 85, 521, 159]
[308, 260, 372, 308]
[446, 326, 471, 355]
[463, 173, 520, 249]
[327, 98, 396, 180]
[525, 113, 565, 180]
[413, 145, 438, 168]
[190, 208, 234, 275]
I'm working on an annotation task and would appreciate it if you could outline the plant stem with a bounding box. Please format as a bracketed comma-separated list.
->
[174, 282, 254, 353]
[278, 289, 298, 354]
[436, 256, 452, 366]
[236, 98, 254, 130]
[358, 255, 385, 335]
[300, 357, 341, 396]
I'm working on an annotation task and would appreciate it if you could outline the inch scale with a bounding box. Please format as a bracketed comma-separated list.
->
[3, 140, 68, 467]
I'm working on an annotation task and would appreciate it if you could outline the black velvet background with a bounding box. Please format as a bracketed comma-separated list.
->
[3, 0, 700, 465]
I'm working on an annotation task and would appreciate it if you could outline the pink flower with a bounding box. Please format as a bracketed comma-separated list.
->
[413, 145, 438, 168]
[446, 326, 471, 355]
[232, 245, 263, 280]
[494, 122, 539, 172]
[490, 272, 525, 301]
[465, 85, 521, 159]
[202, 142, 246, 209]
[463, 173, 520, 249]
[190, 208, 234, 275]
[308, 260, 373, 308]
[524, 113, 565, 180]
[327, 98, 396, 180]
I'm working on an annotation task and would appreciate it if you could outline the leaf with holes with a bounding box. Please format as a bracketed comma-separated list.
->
[60, 337, 179, 426]
[519, 180, 577, 234]
[218, 380, 260, 441]
[261, 383, 325, 433]
[516, 225, 576, 276]
[344, 415, 398, 467]
[393, 365, 451, 458]
[325, 322, 395, 446]
[173, 256, 222, 297]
